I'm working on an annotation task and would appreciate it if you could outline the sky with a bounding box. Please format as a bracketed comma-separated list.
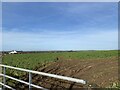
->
[2, 2, 118, 51]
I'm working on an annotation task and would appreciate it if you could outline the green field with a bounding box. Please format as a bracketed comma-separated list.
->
[3, 50, 118, 70]
[2, 50, 119, 88]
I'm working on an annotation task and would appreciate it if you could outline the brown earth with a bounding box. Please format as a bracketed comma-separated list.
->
[17, 57, 118, 90]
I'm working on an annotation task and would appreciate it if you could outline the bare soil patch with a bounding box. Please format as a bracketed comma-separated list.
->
[17, 57, 118, 89]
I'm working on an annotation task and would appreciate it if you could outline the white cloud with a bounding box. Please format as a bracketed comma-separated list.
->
[2, 28, 118, 51]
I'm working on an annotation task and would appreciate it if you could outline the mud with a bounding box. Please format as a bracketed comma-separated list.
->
[16, 57, 118, 89]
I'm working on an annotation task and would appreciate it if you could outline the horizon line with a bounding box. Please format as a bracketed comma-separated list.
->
[1, 49, 118, 52]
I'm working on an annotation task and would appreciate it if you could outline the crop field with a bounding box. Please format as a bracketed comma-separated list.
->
[1, 50, 119, 89]
[2, 50, 118, 69]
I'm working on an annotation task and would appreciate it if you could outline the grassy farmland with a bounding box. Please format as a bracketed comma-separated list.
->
[2, 50, 119, 89]
[2, 50, 118, 70]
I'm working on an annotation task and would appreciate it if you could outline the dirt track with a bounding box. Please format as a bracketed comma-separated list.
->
[18, 57, 118, 89]
[27, 57, 118, 88]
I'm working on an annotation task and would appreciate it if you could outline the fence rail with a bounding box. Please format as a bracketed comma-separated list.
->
[0, 64, 87, 90]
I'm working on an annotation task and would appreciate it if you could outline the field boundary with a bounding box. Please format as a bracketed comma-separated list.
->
[0, 64, 87, 90]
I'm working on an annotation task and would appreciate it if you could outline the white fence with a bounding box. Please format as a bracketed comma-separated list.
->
[0, 64, 87, 90]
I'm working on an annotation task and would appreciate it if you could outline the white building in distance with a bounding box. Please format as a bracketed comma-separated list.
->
[9, 50, 17, 54]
